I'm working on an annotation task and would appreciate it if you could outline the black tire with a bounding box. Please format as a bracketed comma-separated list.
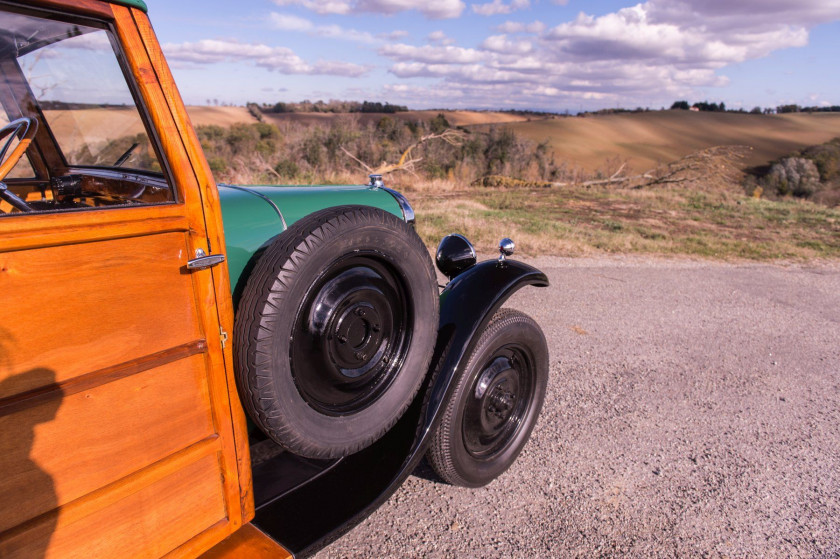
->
[235, 205, 438, 459]
[427, 308, 548, 487]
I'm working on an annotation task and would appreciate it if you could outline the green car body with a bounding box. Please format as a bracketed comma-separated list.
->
[218, 183, 408, 295]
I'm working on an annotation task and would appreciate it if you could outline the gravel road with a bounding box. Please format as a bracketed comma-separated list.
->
[315, 256, 840, 558]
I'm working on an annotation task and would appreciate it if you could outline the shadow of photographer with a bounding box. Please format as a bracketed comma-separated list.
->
[0, 337, 63, 558]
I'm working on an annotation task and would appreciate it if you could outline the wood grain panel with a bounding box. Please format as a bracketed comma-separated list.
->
[0, 232, 201, 399]
[123, 8, 255, 523]
[0, 341, 206, 419]
[0, 6, 252, 557]
[0, 354, 215, 534]
[199, 524, 293, 559]
[0, 453, 227, 559]
[0, 204, 188, 253]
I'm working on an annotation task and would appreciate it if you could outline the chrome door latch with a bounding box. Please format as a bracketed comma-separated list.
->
[187, 248, 225, 271]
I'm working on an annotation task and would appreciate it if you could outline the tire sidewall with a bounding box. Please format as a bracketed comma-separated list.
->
[238, 207, 437, 457]
[448, 314, 548, 486]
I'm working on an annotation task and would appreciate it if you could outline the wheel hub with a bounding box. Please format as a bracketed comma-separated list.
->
[487, 384, 516, 420]
[332, 302, 385, 375]
[290, 257, 410, 415]
[463, 351, 532, 459]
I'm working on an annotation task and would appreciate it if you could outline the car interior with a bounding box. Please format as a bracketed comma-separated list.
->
[0, 6, 174, 216]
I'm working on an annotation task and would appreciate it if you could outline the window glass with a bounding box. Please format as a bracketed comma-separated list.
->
[0, 9, 173, 216]
[18, 26, 160, 172]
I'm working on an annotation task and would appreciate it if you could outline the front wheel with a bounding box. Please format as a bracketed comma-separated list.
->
[427, 309, 548, 487]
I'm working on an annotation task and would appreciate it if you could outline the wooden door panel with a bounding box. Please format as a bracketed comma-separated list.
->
[0, 452, 227, 559]
[0, 222, 241, 555]
[0, 353, 217, 534]
[0, 4, 250, 557]
[0, 232, 202, 399]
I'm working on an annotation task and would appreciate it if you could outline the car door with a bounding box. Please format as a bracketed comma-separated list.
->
[0, 3, 250, 558]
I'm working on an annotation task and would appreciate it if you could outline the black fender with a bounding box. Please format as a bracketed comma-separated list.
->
[252, 259, 548, 556]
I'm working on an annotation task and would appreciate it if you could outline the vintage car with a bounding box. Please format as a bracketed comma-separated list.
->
[0, 0, 549, 557]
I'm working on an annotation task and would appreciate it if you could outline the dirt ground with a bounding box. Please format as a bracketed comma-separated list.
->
[316, 256, 840, 558]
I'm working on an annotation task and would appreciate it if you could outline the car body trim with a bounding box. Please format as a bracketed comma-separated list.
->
[219, 183, 288, 230]
[109, 0, 148, 12]
[378, 186, 415, 225]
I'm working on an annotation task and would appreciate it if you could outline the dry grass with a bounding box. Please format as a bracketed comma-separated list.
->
[201, 110, 840, 261]
[408, 166, 840, 261]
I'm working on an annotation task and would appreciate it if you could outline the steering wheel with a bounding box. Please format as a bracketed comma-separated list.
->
[0, 117, 38, 212]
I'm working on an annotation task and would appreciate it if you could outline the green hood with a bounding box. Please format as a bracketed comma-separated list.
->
[218, 184, 405, 298]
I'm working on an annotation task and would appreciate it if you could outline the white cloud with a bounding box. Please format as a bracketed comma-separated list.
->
[272, 0, 352, 15]
[379, 30, 410, 41]
[162, 39, 370, 77]
[379, 43, 485, 64]
[315, 24, 377, 43]
[543, 3, 812, 67]
[273, 0, 465, 19]
[270, 13, 377, 43]
[472, 0, 529, 16]
[375, 0, 840, 110]
[428, 30, 456, 45]
[269, 13, 315, 31]
[480, 34, 532, 54]
[495, 20, 546, 34]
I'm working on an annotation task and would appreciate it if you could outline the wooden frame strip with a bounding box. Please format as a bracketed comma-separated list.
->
[0, 339, 207, 418]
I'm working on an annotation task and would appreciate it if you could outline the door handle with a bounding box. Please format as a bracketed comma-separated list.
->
[187, 248, 225, 271]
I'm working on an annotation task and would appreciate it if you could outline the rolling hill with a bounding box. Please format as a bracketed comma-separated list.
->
[498, 111, 840, 172]
[40, 106, 840, 175]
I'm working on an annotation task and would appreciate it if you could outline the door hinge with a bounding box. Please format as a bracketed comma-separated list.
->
[220, 327, 229, 349]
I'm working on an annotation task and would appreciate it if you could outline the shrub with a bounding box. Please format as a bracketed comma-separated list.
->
[193, 116, 564, 186]
[763, 157, 820, 197]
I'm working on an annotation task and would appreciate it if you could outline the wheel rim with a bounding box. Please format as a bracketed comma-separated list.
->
[290, 254, 412, 416]
[462, 345, 535, 459]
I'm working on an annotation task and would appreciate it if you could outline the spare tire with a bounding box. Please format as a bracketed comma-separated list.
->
[234, 205, 439, 459]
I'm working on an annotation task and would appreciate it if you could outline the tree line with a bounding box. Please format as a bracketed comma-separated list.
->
[671, 100, 840, 114]
[250, 100, 408, 115]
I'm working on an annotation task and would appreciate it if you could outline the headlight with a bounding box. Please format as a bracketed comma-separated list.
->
[436, 234, 477, 280]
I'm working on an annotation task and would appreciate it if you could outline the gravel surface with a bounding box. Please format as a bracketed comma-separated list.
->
[316, 256, 840, 559]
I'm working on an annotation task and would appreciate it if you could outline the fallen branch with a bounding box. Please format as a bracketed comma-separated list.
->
[342, 128, 467, 177]
[340, 146, 374, 174]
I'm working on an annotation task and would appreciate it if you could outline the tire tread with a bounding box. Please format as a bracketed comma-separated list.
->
[235, 205, 437, 458]
[427, 308, 547, 486]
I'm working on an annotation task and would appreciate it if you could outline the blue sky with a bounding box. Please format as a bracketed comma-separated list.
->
[149, 0, 840, 112]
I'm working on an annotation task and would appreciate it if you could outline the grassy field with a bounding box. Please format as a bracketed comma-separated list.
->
[258, 109, 530, 128]
[182, 107, 840, 176]
[408, 183, 840, 260]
